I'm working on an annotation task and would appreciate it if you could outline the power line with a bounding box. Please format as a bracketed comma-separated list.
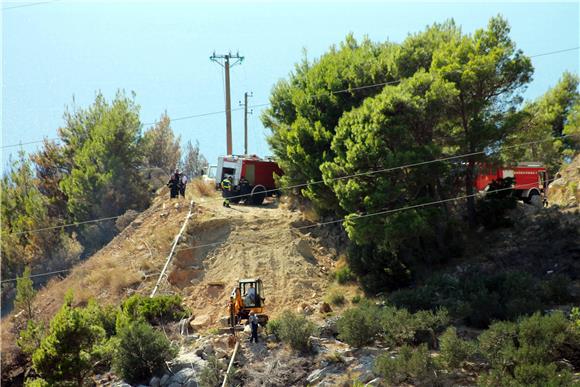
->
[0, 177, 556, 284]
[3, 46, 578, 149]
[5, 133, 573, 237]
[2, 0, 60, 11]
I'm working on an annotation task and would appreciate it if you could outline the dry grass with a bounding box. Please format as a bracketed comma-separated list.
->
[191, 179, 217, 197]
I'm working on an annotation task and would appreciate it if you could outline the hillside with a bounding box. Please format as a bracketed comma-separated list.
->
[1, 183, 343, 383]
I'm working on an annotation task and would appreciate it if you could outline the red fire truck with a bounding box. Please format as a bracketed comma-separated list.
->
[474, 162, 549, 205]
[213, 155, 283, 205]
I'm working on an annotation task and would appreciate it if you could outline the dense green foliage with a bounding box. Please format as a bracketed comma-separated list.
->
[31, 293, 106, 386]
[26, 293, 181, 385]
[502, 72, 580, 172]
[337, 302, 448, 348]
[269, 311, 316, 352]
[374, 344, 437, 386]
[263, 16, 557, 294]
[141, 112, 181, 173]
[120, 294, 188, 325]
[389, 271, 569, 328]
[112, 321, 177, 384]
[15, 267, 36, 321]
[475, 177, 518, 229]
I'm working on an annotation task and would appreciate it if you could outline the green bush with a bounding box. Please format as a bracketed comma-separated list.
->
[32, 294, 106, 386]
[266, 318, 282, 339]
[17, 320, 44, 358]
[380, 307, 449, 347]
[121, 294, 188, 325]
[337, 303, 381, 347]
[390, 271, 551, 328]
[374, 344, 437, 386]
[276, 311, 316, 352]
[479, 363, 573, 387]
[327, 290, 346, 306]
[351, 294, 362, 304]
[112, 321, 177, 384]
[477, 312, 578, 386]
[438, 327, 475, 369]
[540, 274, 571, 304]
[24, 379, 49, 387]
[334, 266, 355, 284]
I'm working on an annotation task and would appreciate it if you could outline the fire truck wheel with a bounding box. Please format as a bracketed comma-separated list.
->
[250, 185, 267, 205]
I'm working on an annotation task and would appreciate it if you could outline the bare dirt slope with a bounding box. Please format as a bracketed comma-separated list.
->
[2, 183, 339, 380]
[171, 195, 338, 325]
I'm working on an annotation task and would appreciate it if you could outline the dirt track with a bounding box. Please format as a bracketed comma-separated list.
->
[170, 194, 338, 325]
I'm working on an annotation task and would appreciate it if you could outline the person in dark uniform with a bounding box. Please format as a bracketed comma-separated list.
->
[239, 175, 250, 201]
[167, 174, 181, 199]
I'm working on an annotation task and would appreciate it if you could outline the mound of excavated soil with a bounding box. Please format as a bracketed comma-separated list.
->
[549, 154, 580, 208]
[170, 197, 339, 326]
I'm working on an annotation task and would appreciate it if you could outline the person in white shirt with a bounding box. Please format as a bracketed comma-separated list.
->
[180, 174, 188, 198]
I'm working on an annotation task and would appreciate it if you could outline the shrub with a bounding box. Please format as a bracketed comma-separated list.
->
[24, 379, 49, 387]
[379, 307, 449, 347]
[479, 363, 573, 387]
[334, 266, 355, 284]
[438, 327, 475, 369]
[276, 311, 316, 352]
[32, 294, 105, 386]
[112, 321, 177, 384]
[121, 294, 188, 325]
[478, 312, 577, 385]
[351, 294, 362, 304]
[17, 320, 45, 358]
[540, 274, 571, 304]
[198, 355, 224, 387]
[374, 344, 437, 386]
[478, 320, 518, 369]
[326, 290, 346, 306]
[266, 318, 282, 339]
[337, 302, 381, 347]
[15, 266, 36, 321]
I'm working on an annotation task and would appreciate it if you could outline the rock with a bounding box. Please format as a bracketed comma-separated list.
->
[358, 371, 374, 383]
[218, 315, 230, 327]
[111, 383, 132, 387]
[319, 302, 332, 314]
[160, 374, 170, 386]
[296, 238, 315, 261]
[190, 314, 211, 330]
[150, 376, 161, 387]
[319, 316, 339, 338]
[307, 368, 328, 384]
[167, 383, 181, 387]
[170, 367, 196, 384]
[185, 381, 198, 387]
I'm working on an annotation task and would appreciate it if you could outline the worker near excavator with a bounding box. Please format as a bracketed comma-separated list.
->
[221, 175, 232, 207]
[249, 311, 259, 343]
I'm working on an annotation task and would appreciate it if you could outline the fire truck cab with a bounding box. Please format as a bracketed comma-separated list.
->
[475, 162, 548, 205]
[216, 155, 283, 205]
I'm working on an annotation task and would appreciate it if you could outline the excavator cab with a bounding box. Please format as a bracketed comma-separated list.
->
[228, 278, 268, 327]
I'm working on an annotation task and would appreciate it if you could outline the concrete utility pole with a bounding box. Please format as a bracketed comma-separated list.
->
[239, 91, 253, 155]
[210, 51, 244, 155]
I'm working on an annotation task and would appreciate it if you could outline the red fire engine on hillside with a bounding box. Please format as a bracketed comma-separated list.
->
[212, 155, 283, 205]
[474, 162, 549, 205]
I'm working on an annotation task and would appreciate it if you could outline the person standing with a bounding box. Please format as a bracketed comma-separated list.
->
[221, 175, 232, 207]
[180, 173, 188, 198]
[249, 311, 259, 343]
[167, 172, 180, 199]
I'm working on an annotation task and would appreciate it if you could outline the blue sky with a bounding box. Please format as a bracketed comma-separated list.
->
[2, 1, 579, 168]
